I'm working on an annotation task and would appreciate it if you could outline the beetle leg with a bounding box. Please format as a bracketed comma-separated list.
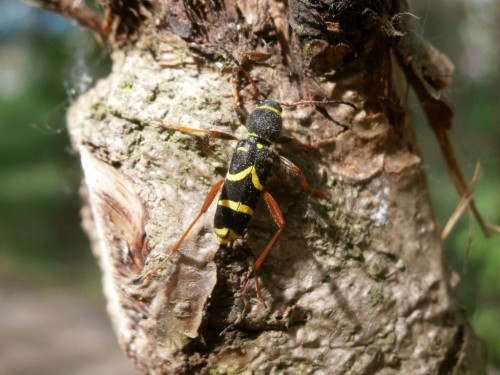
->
[278, 155, 329, 198]
[135, 179, 225, 284]
[252, 191, 285, 307]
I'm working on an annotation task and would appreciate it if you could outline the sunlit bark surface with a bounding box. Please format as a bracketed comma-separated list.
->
[66, 1, 485, 373]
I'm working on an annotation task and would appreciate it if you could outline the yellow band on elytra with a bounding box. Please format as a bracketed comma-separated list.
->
[218, 199, 254, 215]
[226, 166, 264, 191]
[226, 166, 252, 182]
[215, 227, 240, 243]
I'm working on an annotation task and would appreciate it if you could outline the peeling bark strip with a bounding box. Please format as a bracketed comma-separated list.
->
[65, 1, 486, 374]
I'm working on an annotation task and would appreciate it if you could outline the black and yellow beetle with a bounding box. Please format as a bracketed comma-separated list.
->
[137, 99, 344, 306]
[136, 49, 355, 306]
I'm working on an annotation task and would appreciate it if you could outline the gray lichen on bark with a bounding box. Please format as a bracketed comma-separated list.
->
[66, 1, 485, 374]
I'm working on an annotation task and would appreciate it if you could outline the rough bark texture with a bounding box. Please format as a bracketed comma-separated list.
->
[66, 1, 485, 374]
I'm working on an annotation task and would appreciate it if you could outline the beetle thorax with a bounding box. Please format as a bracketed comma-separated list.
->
[246, 100, 283, 141]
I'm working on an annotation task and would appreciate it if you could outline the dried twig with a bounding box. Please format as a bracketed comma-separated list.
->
[23, 0, 104, 36]
[396, 40, 491, 238]
[441, 163, 481, 241]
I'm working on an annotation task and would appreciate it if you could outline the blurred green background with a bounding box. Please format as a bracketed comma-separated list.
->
[0, 2, 140, 374]
[0, 0, 498, 373]
[0, 2, 99, 287]
[411, 1, 500, 369]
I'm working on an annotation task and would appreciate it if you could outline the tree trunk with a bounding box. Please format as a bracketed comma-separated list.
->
[66, 0, 485, 374]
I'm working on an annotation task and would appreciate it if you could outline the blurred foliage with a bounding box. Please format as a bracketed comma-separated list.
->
[0, 2, 110, 289]
[411, 0, 500, 367]
[0, 0, 498, 368]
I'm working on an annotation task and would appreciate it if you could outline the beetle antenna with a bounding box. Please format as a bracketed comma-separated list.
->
[277, 99, 357, 111]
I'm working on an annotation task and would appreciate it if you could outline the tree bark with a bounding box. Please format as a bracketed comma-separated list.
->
[65, 0, 485, 374]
